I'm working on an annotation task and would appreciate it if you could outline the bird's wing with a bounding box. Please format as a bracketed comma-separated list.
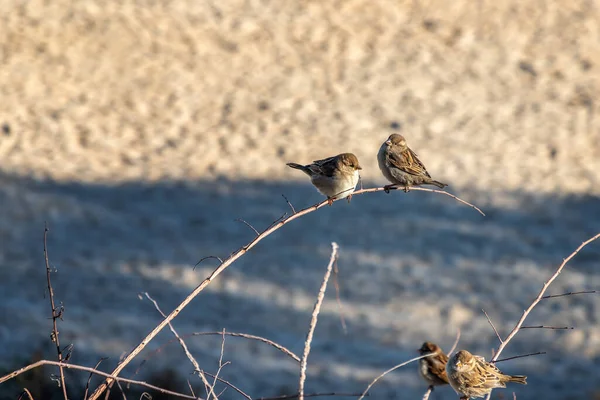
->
[428, 354, 449, 382]
[388, 147, 431, 177]
[472, 360, 507, 389]
[310, 156, 339, 177]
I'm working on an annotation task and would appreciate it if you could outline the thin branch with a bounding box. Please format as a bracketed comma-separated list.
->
[448, 328, 462, 357]
[521, 325, 573, 330]
[358, 355, 430, 400]
[142, 293, 216, 399]
[282, 194, 296, 214]
[258, 393, 367, 400]
[493, 352, 546, 363]
[43, 223, 68, 400]
[194, 256, 224, 270]
[299, 243, 339, 400]
[378, 185, 485, 216]
[87, 186, 485, 400]
[201, 370, 251, 400]
[422, 386, 432, 400]
[235, 218, 260, 236]
[84, 358, 108, 400]
[18, 388, 34, 400]
[187, 380, 196, 398]
[484, 232, 600, 400]
[192, 332, 300, 363]
[482, 309, 503, 344]
[0, 360, 203, 400]
[209, 329, 229, 399]
[542, 290, 596, 299]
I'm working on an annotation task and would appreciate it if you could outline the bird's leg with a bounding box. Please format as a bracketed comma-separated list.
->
[403, 185, 411, 193]
[383, 184, 394, 194]
[346, 194, 353, 203]
[327, 197, 334, 206]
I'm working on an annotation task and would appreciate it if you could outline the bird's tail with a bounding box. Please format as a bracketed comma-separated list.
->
[286, 162, 311, 175]
[428, 179, 448, 189]
[506, 375, 527, 385]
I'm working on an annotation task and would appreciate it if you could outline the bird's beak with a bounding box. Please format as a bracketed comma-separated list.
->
[357, 165, 362, 170]
[385, 140, 392, 146]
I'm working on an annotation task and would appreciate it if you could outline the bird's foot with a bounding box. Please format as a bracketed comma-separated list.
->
[346, 194, 353, 203]
[403, 186, 411, 193]
[327, 198, 334, 206]
[383, 185, 393, 194]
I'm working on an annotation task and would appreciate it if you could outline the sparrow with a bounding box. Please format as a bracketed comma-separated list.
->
[377, 133, 447, 192]
[446, 350, 527, 399]
[287, 153, 362, 205]
[418, 342, 449, 390]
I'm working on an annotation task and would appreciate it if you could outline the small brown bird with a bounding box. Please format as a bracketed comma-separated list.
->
[418, 342, 449, 390]
[287, 153, 362, 205]
[446, 350, 527, 399]
[377, 134, 447, 192]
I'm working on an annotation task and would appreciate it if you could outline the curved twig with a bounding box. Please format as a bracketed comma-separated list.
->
[88, 186, 486, 400]
[484, 232, 600, 400]
[358, 355, 429, 400]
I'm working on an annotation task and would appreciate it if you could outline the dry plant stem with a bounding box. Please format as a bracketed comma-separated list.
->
[142, 293, 216, 399]
[332, 258, 348, 334]
[18, 388, 34, 400]
[201, 370, 251, 400]
[448, 328, 462, 357]
[258, 393, 367, 400]
[481, 309, 503, 344]
[192, 332, 300, 363]
[84, 358, 107, 400]
[0, 360, 203, 400]
[381, 185, 486, 216]
[298, 242, 338, 400]
[483, 232, 600, 400]
[494, 352, 546, 363]
[88, 187, 484, 400]
[422, 386, 433, 400]
[43, 224, 68, 400]
[358, 355, 430, 400]
[542, 290, 596, 299]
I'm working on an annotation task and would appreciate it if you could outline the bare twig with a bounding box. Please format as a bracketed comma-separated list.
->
[88, 187, 485, 400]
[494, 352, 546, 363]
[258, 393, 367, 400]
[448, 328, 462, 357]
[209, 329, 230, 399]
[187, 380, 196, 398]
[299, 243, 339, 400]
[43, 224, 68, 400]
[235, 218, 260, 236]
[201, 370, 251, 400]
[142, 293, 216, 399]
[84, 358, 108, 400]
[192, 332, 300, 363]
[18, 388, 34, 400]
[282, 194, 296, 214]
[542, 290, 596, 299]
[422, 386, 433, 400]
[194, 256, 224, 270]
[358, 355, 430, 400]
[482, 309, 503, 344]
[521, 325, 573, 330]
[484, 232, 600, 400]
[377, 185, 485, 216]
[0, 360, 203, 400]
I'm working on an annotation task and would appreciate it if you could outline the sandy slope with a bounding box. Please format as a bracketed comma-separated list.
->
[0, 1, 599, 399]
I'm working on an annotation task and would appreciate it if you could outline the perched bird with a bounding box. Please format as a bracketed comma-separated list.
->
[446, 350, 527, 399]
[287, 153, 362, 205]
[377, 133, 447, 192]
[418, 342, 449, 390]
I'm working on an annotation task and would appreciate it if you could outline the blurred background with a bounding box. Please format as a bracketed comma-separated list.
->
[1, 0, 599, 399]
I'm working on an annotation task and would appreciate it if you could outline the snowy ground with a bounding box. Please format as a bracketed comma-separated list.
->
[1, 1, 599, 399]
